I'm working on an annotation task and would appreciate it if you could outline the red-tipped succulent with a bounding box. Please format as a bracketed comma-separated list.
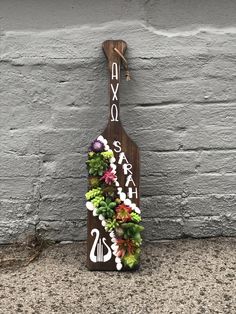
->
[100, 168, 117, 185]
[115, 203, 132, 222]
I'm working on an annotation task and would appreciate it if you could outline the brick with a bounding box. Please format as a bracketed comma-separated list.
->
[181, 195, 236, 217]
[0, 220, 36, 244]
[198, 151, 236, 173]
[41, 153, 86, 178]
[0, 200, 38, 220]
[141, 174, 188, 196]
[183, 126, 236, 150]
[39, 198, 85, 221]
[40, 177, 85, 200]
[0, 103, 52, 130]
[141, 195, 182, 218]
[185, 174, 236, 195]
[52, 107, 108, 130]
[222, 214, 236, 236]
[143, 218, 183, 240]
[0, 130, 39, 155]
[0, 178, 39, 199]
[183, 216, 222, 238]
[39, 129, 96, 154]
[0, 155, 39, 177]
[132, 129, 182, 151]
[142, 151, 198, 176]
[36, 220, 87, 241]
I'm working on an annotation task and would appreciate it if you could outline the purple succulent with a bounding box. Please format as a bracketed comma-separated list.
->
[90, 139, 105, 153]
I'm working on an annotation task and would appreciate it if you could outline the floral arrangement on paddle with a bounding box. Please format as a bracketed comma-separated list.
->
[85, 135, 144, 271]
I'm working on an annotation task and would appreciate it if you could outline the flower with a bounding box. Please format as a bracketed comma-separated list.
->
[100, 168, 117, 185]
[115, 203, 132, 222]
[90, 140, 104, 153]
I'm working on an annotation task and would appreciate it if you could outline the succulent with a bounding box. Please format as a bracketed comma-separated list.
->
[102, 184, 117, 198]
[130, 212, 142, 223]
[100, 168, 117, 185]
[105, 218, 119, 232]
[115, 204, 132, 222]
[96, 198, 117, 219]
[85, 187, 102, 201]
[122, 249, 141, 269]
[90, 139, 104, 153]
[86, 155, 108, 176]
[115, 226, 124, 237]
[88, 176, 100, 188]
[121, 222, 144, 244]
[91, 195, 104, 207]
[101, 151, 114, 159]
[116, 238, 138, 259]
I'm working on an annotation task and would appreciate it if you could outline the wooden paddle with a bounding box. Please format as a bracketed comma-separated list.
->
[86, 40, 140, 271]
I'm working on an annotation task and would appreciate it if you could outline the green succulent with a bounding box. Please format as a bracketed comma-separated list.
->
[122, 248, 141, 269]
[91, 195, 104, 207]
[131, 212, 142, 223]
[102, 184, 117, 198]
[86, 155, 108, 176]
[85, 187, 102, 201]
[121, 222, 144, 244]
[96, 198, 117, 219]
[88, 176, 100, 188]
[101, 151, 114, 160]
[105, 218, 119, 232]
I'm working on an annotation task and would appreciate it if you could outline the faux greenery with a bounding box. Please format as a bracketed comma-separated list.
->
[96, 198, 117, 219]
[86, 136, 144, 270]
[86, 154, 108, 176]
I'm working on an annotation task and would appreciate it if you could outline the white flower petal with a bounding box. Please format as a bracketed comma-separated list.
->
[93, 209, 98, 216]
[97, 135, 105, 143]
[86, 201, 94, 211]
[110, 231, 115, 238]
[104, 144, 110, 151]
[110, 157, 116, 163]
[110, 163, 117, 170]
[99, 214, 105, 221]
[111, 243, 118, 251]
[115, 257, 121, 264]
[116, 263, 123, 271]
[124, 199, 132, 206]
[130, 203, 136, 210]
[120, 192, 126, 201]
[135, 207, 141, 214]
[115, 181, 120, 187]
[101, 220, 106, 227]
[111, 237, 116, 243]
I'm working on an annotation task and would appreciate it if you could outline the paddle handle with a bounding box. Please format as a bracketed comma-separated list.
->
[102, 40, 127, 124]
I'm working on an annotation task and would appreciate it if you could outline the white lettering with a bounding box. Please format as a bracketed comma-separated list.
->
[125, 175, 136, 187]
[113, 141, 122, 153]
[123, 163, 133, 175]
[128, 187, 138, 199]
[111, 83, 119, 101]
[118, 152, 129, 165]
[111, 62, 118, 80]
[111, 104, 119, 122]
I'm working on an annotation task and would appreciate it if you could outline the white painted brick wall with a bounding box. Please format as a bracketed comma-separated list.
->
[0, 1, 236, 243]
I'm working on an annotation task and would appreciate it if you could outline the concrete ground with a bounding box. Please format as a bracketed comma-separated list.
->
[0, 238, 235, 314]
